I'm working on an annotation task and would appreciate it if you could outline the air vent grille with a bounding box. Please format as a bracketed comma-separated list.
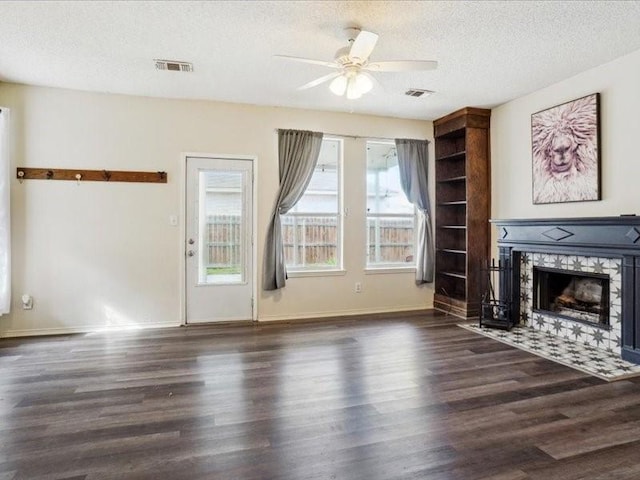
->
[154, 60, 193, 72]
[405, 89, 434, 97]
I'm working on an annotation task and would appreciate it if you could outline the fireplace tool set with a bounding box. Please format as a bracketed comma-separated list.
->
[479, 258, 515, 330]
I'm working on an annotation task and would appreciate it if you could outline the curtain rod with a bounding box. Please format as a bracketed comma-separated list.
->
[275, 129, 427, 142]
[326, 132, 400, 142]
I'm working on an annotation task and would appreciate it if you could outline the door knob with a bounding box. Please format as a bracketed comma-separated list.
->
[187, 250, 195, 257]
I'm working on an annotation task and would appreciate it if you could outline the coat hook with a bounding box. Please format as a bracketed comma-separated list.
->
[103, 170, 112, 181]
[46, 170, 54, 179]
[75, 173, 82, 185]
[158, 171, 166, 180]
[17, 170, 25, 184]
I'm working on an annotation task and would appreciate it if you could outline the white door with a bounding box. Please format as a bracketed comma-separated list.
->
[185, 156, 254, 323]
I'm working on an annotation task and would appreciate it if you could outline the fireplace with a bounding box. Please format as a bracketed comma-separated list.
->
[492, 216, 640, 365]
[518, 252, 620, 351]
[533, 267, 610, 329]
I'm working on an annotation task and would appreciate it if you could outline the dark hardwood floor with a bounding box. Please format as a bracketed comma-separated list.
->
[2, 311, 640, 479]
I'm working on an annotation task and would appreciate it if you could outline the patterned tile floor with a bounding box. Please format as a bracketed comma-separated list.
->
[459, 323, 640, 381]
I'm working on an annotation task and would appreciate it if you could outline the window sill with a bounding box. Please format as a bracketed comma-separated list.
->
[287, 269, 347, 278]
[365, 266, 417, 275]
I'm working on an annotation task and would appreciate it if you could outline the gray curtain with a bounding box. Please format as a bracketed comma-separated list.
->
[263, 129, 324, 290]
[395, 138, 434, 284]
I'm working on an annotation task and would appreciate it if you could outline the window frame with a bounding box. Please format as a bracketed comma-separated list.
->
[284, 137, 344, 276]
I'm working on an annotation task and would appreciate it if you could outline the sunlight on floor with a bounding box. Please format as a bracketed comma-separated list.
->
[85, 304, 141, 334]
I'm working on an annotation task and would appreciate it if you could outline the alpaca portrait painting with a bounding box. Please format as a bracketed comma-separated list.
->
[531, 93, 601, 204]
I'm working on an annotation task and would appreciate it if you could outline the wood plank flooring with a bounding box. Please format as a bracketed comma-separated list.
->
[2, 311, 640, 479]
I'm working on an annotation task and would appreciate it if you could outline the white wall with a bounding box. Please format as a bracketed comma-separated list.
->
[0, 83, 434, 336]
[492, 48, 640, 230]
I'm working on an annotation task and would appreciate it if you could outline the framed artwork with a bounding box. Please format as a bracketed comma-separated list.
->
[531, 93, 601, 204]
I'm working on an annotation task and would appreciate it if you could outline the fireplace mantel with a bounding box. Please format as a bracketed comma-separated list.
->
[492, 216, 640, 254]
[491, 216, 640, 364]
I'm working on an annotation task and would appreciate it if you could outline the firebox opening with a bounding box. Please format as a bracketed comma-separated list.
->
[533, 266, 610, 329]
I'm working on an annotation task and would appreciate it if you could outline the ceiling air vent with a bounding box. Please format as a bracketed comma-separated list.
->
[405, 89, 434, 98]
[154, 60, 193, 72]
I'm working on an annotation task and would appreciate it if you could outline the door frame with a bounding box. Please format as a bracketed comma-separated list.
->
[179, 152, 258, 325]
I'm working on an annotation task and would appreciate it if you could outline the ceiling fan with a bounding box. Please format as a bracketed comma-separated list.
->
[275, 28, 438, 100]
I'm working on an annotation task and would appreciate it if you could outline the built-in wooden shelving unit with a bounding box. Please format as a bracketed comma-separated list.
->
[433, 107, 491, 318]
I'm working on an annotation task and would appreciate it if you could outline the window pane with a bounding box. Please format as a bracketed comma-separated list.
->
[366, 142, 414, 215]
[283, 216, 338, 269]
[283, 137, 342, 272]
[200, 170, 245, 284]
[290, 138, 340, 213]
[367, 216, 415, 265]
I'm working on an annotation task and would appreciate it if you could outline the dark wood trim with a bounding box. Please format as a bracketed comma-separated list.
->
[433, 109, 490, 137]
[17, 167, 168, 184]
[433, 107, 491, 124]
[434, 292, 478, 318]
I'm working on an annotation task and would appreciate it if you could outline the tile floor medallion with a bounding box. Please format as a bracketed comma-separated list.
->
[461, 252, 638, 381]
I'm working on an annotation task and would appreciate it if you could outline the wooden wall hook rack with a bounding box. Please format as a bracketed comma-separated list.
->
[16, 168, 168, 184]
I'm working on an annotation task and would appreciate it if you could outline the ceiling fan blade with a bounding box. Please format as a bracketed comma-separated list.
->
[364, 60, 438, 72]
[297, 72, 341, 91]
[349, 30, 379, 62]
[274, 55, 340, 68]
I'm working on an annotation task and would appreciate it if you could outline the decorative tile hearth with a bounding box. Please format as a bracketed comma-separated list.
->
[459, 323, 640, 381]
[519, 252, 622, 352]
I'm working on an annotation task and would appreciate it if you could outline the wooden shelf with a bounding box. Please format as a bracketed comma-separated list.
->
[439, 271, 467, 280]
[436, 151, 466, 161]
[437, 175, 466, 183]
[435, 127, 466, 140]
[438, 248, 467, 254]
[433, 106, 490, 319]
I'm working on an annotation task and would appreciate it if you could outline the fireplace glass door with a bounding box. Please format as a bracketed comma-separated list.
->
[533, 267, 610, 329]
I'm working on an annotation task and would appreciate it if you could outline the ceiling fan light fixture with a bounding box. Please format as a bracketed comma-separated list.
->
[346, 76, 362, 100]
[354, 73, 373, 95]
[330, 71, 371, 99]
[329, 75, 348, 96]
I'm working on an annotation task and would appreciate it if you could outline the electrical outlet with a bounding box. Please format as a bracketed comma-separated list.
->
[355, 282, 362, 293]
[21, 294, 33, 310]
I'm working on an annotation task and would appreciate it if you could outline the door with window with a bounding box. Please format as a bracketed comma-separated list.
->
[185, 156, 253, 323]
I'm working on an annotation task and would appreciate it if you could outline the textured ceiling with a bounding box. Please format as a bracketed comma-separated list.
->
[2, 1, 640, 120]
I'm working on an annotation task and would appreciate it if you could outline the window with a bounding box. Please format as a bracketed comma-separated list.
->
[200, 169, 246, 284]
[0, 108, 8, 314]
[366, 141, 416, 268]
[283, 138, 342, 272]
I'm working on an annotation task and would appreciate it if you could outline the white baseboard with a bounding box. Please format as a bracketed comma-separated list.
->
[1, 305, 435, 337]
[257, 304, 433, 323]
[0, 322, 181, 338]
